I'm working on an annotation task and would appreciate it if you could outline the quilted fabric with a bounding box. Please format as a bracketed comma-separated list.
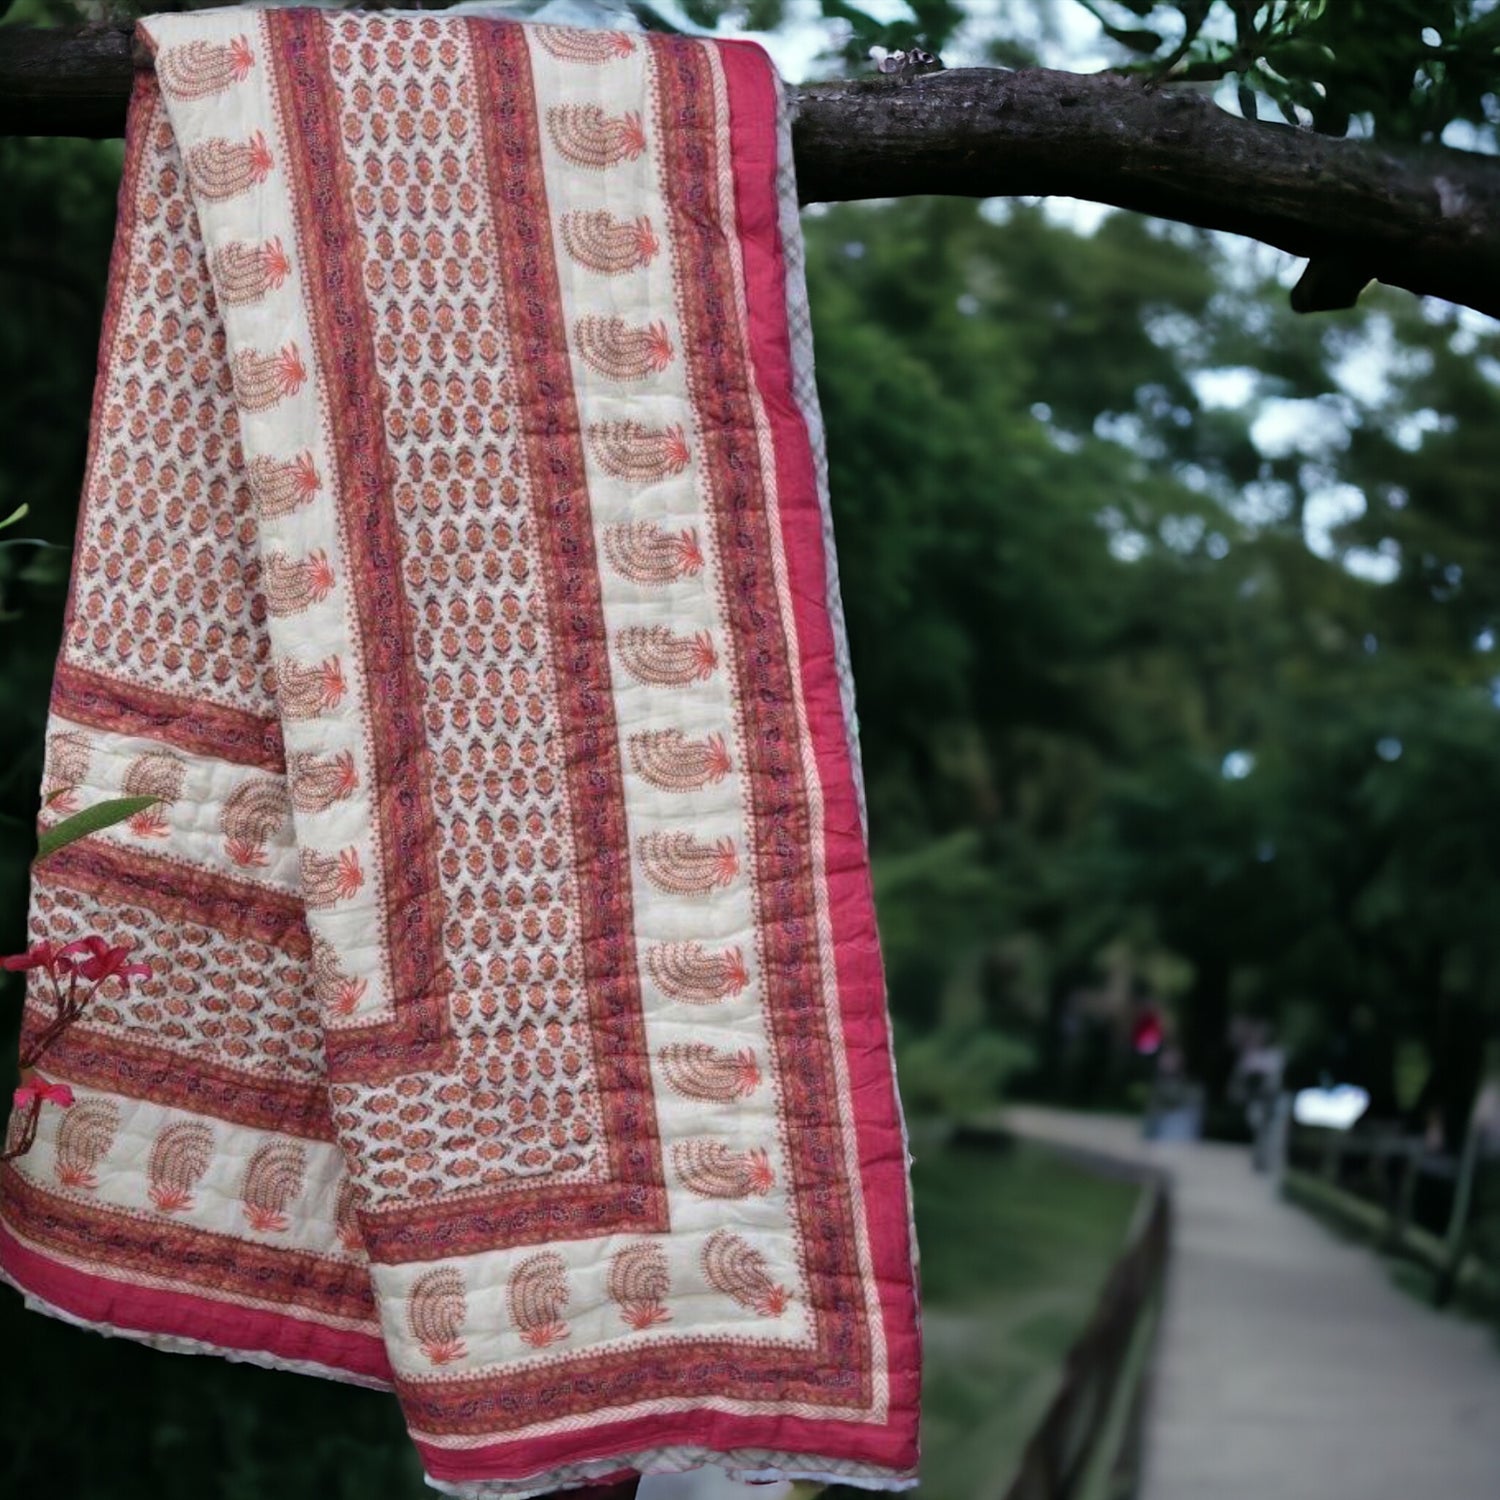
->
[0, 8, 920, 1494]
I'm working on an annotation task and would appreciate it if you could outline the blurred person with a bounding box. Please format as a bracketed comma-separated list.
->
[1228, 1021, 1286, 1171]
[1144, 1044, 1204, 1142]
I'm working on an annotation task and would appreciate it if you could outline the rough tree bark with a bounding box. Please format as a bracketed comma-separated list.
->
[3, 23, 1500, 318]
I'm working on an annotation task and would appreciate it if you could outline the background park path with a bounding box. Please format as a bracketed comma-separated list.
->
[1001, 1106, 1500, 1500]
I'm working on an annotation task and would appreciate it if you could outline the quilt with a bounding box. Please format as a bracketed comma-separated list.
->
[0, 8, 920, 1494]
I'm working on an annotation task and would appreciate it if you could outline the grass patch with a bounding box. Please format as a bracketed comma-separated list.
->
[912, 1136, 1142, 1500]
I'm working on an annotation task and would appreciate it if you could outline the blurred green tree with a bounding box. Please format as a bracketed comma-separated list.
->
[798, 180, 1500, 1137]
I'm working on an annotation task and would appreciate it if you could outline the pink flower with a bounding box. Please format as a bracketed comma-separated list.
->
[69, 937, 151, 989]
[2, 940, 81, 978]
[14, 1076, 74, 1111]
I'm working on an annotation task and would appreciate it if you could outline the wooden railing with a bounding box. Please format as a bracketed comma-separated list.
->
[820, 1127, 1172, 1500]
[923, 1132, 1170, 1500]
[1284, 1126, 1498, 1313]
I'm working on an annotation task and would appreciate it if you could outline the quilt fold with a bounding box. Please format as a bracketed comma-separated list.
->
[0, 7, 920, 1493]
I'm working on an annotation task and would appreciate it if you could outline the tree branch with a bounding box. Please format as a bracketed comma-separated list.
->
[0, 22, 143, 140]
[4, 24, 1500, 319]
[793, 72, 1500, 320]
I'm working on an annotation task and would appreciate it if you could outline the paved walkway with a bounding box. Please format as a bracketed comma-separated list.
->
[1002, 1106, 1500, 1500]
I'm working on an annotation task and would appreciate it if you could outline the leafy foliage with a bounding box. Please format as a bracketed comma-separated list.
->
[675, 0, 1499, 148]
[797, 185, 1500, 1135]
[1087, 0, 1500, 141]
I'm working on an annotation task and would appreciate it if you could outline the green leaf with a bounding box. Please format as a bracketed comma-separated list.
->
[0, 502, 29, 531]
[18, 547, 69, 586]
[36, 797, 160, 862]
[1264, 39, 1336, 72]
[1103, 25, 1164, 54]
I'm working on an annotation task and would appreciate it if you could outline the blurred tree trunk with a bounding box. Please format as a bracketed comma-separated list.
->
[1181, 951, 1233, 1110]
[1415, 994, 1488, 1153]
